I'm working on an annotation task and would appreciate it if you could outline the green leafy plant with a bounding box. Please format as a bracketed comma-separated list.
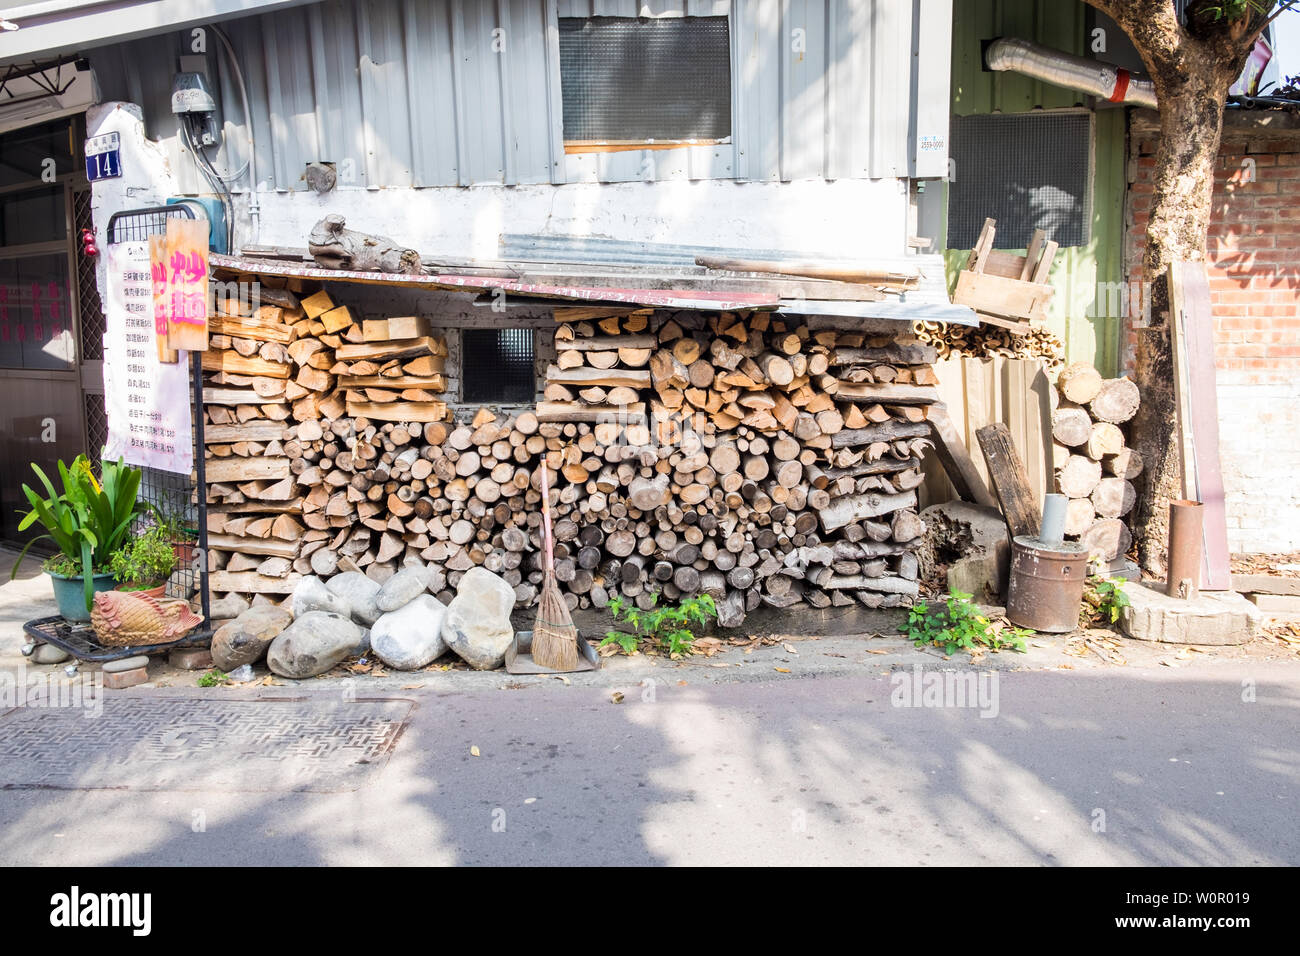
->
[601, 591, 718, 657]
[108, 525, 177, 590]
[1080, 576, 1131, 629]
[906, 588, 1031, 656]
[1195, 0, 1271, 22]
[197, 669, 228, 687]
[12, 456, 153, 610]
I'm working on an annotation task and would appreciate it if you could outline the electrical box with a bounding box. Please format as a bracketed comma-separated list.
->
[165, 197, 228, 254]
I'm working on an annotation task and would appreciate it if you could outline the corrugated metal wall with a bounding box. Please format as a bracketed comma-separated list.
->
[88, 0, 927, 190]
[943, 0, 1126, 376]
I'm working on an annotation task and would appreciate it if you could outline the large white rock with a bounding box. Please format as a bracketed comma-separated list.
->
[211, 605, 292, 671]
[441, 567, 515, 670]
[292, 575, 352, 619]
[326, 572, 382, 626]
[267, 611, 361, 678]
[371, 594, 448, 670]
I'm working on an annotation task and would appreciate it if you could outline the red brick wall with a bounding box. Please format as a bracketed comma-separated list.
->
[1125, 135, 1300, 384]
[1124, 125, 1300, 553]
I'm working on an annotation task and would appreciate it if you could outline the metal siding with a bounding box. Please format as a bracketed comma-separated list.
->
[944, 0, 1126, 377]
[88, 0, 925, 188]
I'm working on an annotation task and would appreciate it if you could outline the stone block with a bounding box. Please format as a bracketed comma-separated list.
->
[1120, 584, 1261, 645]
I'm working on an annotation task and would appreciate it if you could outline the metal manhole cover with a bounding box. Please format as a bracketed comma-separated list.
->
[0, 697, 413, 792]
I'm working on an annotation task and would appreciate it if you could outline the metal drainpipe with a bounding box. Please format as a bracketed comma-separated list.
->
[984, 37, 1158, 111]
[210, 23, 259, 250]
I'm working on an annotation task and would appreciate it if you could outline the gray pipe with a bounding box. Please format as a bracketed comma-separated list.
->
[1039, 493, 1067, 547]
[985, 37, 1158, 110]
[210, 22, 258, 249]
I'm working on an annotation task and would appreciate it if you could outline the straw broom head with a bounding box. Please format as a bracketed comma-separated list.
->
[532, 463, 578, 671]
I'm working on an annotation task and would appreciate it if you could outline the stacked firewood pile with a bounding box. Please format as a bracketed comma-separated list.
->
[1051, 362, 1142, 561]
[201, 289, 944, 627]
[912, 319, 1064, 369]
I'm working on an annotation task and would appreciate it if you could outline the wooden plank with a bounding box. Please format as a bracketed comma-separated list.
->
[969, 218, 996, 273]
[208, 316, 295, 343]
[1169, 261, 1231, 590]
[345, 400, 448, 423]
[555, 333, 658, 352]
[535, 401, 647, 423]
[982, 249, 1029, 280]
[206, 534, 300, 558]
[953, 270, 1054, 322]
[202, 421, 289, 444]
[203, 388, 282, 406]
[339, 375, 446, 390]
[208, 571, 303, 594]
[831, 382, 940, 404]
[1020, 229, 1047, 281]
[976, 423, 1040, 539]
[204, 457, 291, 483]
[926, 403, 996, 508]
[545, 365, 651, 389]
[336, 336, 443, 362]
[201, 351, 292, 379]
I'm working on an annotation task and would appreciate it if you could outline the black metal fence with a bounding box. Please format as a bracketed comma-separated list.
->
[104, 206, 211, 632]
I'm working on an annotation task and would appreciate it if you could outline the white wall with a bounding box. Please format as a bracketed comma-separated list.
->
[1216, 381, 1300, 554]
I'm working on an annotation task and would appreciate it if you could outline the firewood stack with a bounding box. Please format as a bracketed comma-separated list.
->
[201, 288, 947, 627]
[912, 319, 1064, 369]
[1051, 362, 1142, 562]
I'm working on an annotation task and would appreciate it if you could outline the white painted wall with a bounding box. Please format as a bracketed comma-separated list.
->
[1216, 380, 1300, 554]
[235, 176, 912, 263]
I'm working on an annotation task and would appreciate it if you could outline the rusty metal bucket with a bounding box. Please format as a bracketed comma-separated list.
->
[1006, 536, 1088, 633]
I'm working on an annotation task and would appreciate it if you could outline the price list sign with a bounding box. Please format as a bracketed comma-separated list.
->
[102, 239, 193, 474]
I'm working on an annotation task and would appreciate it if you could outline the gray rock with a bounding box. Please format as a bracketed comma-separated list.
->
[442, 567, 515, 670]
[32, 643, 70, 665]
[325, 572, 382, 627]
[267, 611, 361, 678]
[376, 566, 428, 612]
[103, 655, 150, 674]
[371, 594, 448, 670]
[209, 593, 251, 621]
[211, 605, 293, 671]
[292, 575, 352, 619]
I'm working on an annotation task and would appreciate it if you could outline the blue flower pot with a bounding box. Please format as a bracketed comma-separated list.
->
[48, 570, 116, 623]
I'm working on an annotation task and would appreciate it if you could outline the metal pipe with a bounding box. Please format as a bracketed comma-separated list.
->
[1166, 500, 1204, 599]
[210, 22, 258, 249]
[1040, 493, 1067, 547]
[985, 37, 1158, 111]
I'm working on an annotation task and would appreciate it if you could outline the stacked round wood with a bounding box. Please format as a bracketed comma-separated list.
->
[201, 296, 937, 628]
[1050, 362, 1142, 561]
[912, 318, 1064, 369]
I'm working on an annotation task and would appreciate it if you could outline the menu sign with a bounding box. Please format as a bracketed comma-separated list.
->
[151, 217, 209, 354]
[102, 239, 193, 475]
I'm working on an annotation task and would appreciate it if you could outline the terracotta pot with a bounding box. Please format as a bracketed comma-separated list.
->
[117, 583, 167, 599]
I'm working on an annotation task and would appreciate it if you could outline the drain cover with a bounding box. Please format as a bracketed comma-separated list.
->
[0, 696, 412, 792]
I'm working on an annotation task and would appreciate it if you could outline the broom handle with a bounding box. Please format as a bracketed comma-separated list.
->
[540, 463, 555, 572]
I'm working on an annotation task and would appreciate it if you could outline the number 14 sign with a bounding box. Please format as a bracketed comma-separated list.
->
[84, 132, 122, 181]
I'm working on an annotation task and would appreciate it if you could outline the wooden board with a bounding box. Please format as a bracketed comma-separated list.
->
[926, 403, 996, 508]
[976, 423, 1040, 539]
[345, 400, 448, 422]
[206, 534, 300, 558]
[204, 457, 291, 483]
[208, 571, 303, 594]
[953, 270, 1053, 324]
[1169, 261, 1231, 590]
[201, 351, 292, 379]
[203, 421, 289, 444]
[336, 336, 443, 362]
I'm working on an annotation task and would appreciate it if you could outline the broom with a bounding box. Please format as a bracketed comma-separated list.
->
[531, 463, 579, 671]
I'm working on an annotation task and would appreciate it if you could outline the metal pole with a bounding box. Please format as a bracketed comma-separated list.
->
[1166, 500, 1204, 599]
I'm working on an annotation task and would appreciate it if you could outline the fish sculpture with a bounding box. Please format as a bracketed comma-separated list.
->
[91, 590, 204, 647]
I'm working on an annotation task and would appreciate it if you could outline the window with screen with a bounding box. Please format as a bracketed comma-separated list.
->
[559, 16, 731, 149]
[946, 112, 1093, 250]
[461, 329, 536, 404]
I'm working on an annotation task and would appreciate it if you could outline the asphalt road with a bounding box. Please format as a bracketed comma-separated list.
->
[1, 663, 1296, 866]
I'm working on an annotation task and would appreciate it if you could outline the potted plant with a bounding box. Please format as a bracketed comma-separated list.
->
[108, 525, 177, 597]
[12, 455, 152, 622]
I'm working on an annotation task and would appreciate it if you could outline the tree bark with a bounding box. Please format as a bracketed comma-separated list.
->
[1083, 0, 1265, 574]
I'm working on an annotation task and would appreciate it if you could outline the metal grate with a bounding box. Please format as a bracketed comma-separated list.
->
[83, 391, 106, 460]
[462, 328, 536, 404]
[73, 187, 103, 360]
[103, 205, 210, 633]
[559, 16, 732, 142]
[947, 112, 1093, 250]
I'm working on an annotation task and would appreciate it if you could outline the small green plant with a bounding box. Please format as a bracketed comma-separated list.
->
[12, 455, 153, 609]
[906, 589, 1031, 656]
[197, 669, 228, 687]
[1195, 0, 1270, 22]
[109, 525, 177, 590]
[1081, 575, 1131, 628]
[601, 591, 718, 657]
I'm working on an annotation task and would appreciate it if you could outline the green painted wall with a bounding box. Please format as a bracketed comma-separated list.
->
[944, 0, 1126, 375]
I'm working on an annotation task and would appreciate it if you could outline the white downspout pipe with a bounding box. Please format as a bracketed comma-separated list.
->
[985, 37, 1158, 110]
